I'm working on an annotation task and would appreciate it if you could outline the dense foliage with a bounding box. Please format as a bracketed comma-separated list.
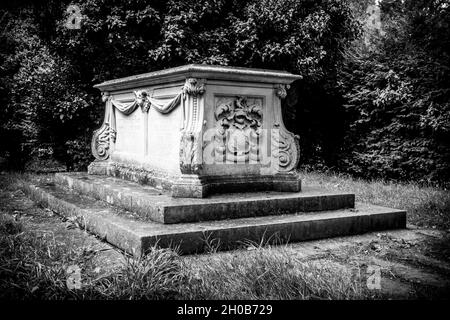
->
[0, 0, 449, 186]
[338, 0, 450, 186]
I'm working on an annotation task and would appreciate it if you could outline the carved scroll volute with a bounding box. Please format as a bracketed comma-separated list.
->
[91, 91, 116, 161]
[272, 84, 300, 173]
[179, 78, 206, 174]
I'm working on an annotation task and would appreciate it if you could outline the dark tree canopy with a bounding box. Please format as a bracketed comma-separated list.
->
[338, 0, 450, 186]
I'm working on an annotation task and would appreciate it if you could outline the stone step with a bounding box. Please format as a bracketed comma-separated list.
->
[20, 180, 406, 256]
[54, 172, 355, 224]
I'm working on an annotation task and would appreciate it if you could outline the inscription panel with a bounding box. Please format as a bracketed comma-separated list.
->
[146, 101, 182, 174]
[114, 108, 145, 156]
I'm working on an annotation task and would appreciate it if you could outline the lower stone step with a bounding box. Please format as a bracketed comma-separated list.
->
[55, 172, 355, 224]
[21, 180, 406, 256]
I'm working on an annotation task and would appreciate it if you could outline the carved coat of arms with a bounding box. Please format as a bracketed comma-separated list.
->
[214, 96, 263, 162]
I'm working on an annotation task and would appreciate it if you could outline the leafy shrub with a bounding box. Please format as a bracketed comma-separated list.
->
[2, 12, 96, 169]
[337, 0, 450, 187]
[65, 138, 93, 171]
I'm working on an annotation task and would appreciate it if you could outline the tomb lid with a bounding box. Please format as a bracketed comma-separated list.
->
[94, 64, 302, 91]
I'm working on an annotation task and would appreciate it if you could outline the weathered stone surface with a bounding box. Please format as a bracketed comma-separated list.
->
[55, 172, 355, 224]
[20, 180, 406, 256]
[89, 160, 303, 197]
[90, 64, 303, 198]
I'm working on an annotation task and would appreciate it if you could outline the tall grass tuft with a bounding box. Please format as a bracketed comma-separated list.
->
[180, 244, 366, 300]
[93, 247, 183, 299]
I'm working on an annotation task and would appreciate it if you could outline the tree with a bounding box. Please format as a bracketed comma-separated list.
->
[338, 0, 450, 186]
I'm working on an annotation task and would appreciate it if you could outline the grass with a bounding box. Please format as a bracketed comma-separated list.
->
[0, 210, 183, 299]
[300, 170, 450, 230]
[0, 216, 370, 299]
[180, 244, 367, 300]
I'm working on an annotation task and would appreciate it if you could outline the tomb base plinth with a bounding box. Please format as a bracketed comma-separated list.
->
[88, 160, 302, 198]
[21, 172, 406, 255]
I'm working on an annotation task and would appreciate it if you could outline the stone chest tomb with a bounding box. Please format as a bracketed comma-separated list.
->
[21, 64, 406, 255]
[88, 64, 302, 198]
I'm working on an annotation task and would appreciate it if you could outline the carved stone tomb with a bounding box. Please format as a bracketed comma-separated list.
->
[21, 64, 406, 255]
[89, 64, 302, 198]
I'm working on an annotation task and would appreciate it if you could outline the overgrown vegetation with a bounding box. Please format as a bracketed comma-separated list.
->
[181, 245, 366, 300]
[337, 0, 450, 187]
[0, 214, 368, 300]
[302, 169, 450, 230]
[0, 218, 182, 299]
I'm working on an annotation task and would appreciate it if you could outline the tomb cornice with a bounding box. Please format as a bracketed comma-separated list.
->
[93, 64, 302, 92]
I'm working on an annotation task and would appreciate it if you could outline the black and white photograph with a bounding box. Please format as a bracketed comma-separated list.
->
[0, 0, 449, 308]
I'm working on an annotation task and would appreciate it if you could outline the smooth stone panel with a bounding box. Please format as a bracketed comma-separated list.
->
[114, 108, 145, 157]
[146, 102, 182, 175]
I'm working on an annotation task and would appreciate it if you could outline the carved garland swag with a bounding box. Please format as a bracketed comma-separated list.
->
[91, 78, 205, 161]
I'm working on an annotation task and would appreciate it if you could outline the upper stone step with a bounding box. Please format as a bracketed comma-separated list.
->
[55, 172, 355, 224]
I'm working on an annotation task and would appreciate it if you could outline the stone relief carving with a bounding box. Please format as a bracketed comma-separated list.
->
[272, 123, 300, 172]
[270, 83, 300, 173]
[91, 78, 205, 161]
[91, 78, 299, 175]
[91, 92, 116, 161]
[134, 90, 151, 112]
[179, 78, 206, 174]
[91, 122, 116, 161]
[214, 96, 263, 162]
[180, 132, 202, 174]
[101, 91, 110, 102]
[182, 78, 206, 96]
[275, 84, 290, 99]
